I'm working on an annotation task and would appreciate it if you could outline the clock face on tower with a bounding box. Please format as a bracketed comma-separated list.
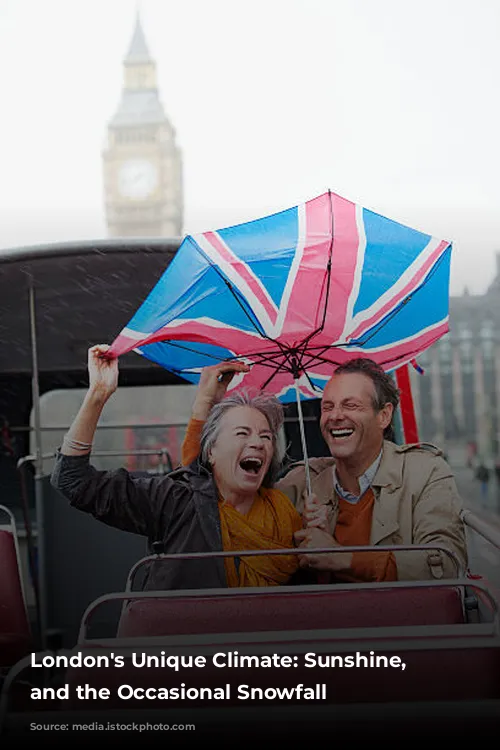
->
[118, 158, 158, 200]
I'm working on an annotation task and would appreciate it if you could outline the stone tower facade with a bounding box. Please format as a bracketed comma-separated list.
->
[102, 16, 183, 237]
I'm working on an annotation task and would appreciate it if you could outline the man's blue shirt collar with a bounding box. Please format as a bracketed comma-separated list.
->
[333, 449, 383, 504]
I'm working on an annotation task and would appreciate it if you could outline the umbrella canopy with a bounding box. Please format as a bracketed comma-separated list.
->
[108, 191, 452, 402]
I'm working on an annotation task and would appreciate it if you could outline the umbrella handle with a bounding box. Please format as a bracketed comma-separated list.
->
[294, 378, 313, 501]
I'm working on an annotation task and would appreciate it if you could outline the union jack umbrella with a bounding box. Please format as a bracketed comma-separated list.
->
[108, 191, 452, 490]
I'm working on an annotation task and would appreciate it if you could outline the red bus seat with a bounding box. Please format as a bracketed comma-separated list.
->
[0, 512, 32, 667]
[116, 585, 465, 638]
[65, 640, 500, 710]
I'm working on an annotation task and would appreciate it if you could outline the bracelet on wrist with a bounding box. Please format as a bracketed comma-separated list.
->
[62, 436, 92, 452]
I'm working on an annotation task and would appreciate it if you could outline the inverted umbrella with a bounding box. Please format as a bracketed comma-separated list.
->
[108, 191, 452, 494]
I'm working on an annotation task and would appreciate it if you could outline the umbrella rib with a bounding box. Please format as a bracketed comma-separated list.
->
[195, 253, 285, 349]
[350, 250, 449, 347]
[293, 191, 335, 357]
[296, 351, 349, 376]
[154, 343, 297, 386]
[301, 190, 335, 348]
[246, 354, 291, 371]
[376, 329, 444, 369]
[141, 340, 295, 374]
[318, 189, 335, 333]
[259, 357, 296, 390]
[249, 347, 340, 386]
[298, 343, 348, 368]
[155, 340, 233, 363]
[223, 346, 298, 373]
[295, 340, 347, 367]
[302, 368, 324, 395]
[301, 248, 449, 361]
[247, 347, 303, 389]
[206, 263, 298, 366]
[298, 351, 341, 371]
[159, 344, 299, 378]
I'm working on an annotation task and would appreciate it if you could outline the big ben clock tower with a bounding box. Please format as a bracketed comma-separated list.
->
[103, 15, 183, 237]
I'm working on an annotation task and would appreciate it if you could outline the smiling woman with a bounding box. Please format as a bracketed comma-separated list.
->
[201, 396, 283, 509]
[50, 346, 304, 590]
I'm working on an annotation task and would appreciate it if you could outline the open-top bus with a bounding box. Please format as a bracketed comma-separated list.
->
[1, 239, 499, 739]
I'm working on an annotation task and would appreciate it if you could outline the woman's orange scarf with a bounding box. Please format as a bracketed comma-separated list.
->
[218, 487, 303, 587]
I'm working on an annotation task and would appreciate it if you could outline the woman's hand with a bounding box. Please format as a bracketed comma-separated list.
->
[191, 361, 250, 420]
[88, 344, 118, 402]
[294, 527, 353, 572]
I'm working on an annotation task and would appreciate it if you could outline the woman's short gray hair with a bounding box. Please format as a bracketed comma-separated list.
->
[200, 389, 285, 487]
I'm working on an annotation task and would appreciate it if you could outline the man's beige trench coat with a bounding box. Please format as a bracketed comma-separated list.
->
[277, 440, 468, 581]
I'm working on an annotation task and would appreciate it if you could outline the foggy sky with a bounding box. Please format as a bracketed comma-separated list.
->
[1, 0, 499, 295]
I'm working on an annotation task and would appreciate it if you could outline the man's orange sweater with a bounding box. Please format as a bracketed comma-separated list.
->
[332, 489, 397, 582]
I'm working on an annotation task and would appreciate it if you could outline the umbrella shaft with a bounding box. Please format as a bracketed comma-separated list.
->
[294, 378, 313, 501]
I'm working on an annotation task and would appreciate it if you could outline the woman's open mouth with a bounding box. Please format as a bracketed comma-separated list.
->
[239, 457, 264, 475]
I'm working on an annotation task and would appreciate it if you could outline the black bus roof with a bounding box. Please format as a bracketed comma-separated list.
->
[0, 237, 183, 385]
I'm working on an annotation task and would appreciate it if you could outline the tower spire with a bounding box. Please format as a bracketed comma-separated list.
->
[103, 9, 184, 238]
[125, 12, 152, 64]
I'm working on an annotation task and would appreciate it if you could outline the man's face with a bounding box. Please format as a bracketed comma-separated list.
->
[320, 373, 393, 463]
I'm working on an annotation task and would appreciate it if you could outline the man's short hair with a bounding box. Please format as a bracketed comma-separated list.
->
[332, 358, 400, 441]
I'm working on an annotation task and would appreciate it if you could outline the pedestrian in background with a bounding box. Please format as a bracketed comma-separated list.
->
[475, 462, 490, 501]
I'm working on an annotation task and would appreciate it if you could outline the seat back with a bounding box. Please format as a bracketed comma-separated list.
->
[0, 505, 32, 665]
[65, 635, 500, 711]
[41, 476, 148, 647]
[116, 584, 465, 638]
[62, 581, 497, 719]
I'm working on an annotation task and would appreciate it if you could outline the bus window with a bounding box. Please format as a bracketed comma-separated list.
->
[33, 384, 199, 476]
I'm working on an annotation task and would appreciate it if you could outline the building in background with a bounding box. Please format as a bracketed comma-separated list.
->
[411, 251, 500, 462]
[102, 15, 183, 238]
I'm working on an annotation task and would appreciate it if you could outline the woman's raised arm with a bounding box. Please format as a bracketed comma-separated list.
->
[61, 344, 118, 456]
